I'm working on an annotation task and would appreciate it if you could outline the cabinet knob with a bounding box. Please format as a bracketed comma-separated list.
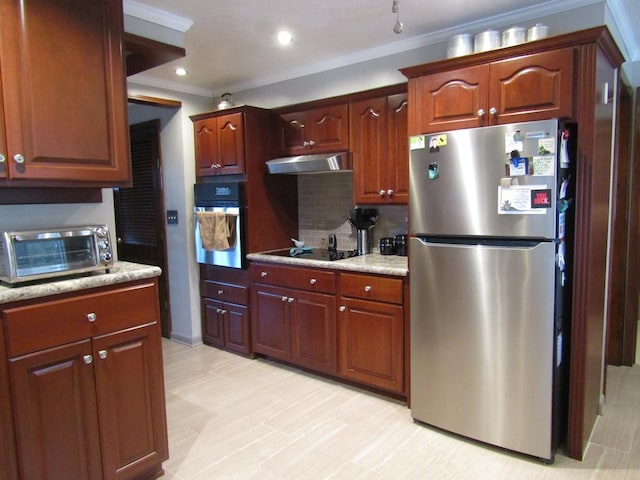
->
[0, 154, 5, 163]
[288, 297, 295, 303]
[477, 109, 485, 118]
[221, 309, 227, 315]
[387, 189, 394, 196]
[364, 285, 372, 292]
[303, 141, 310, 147]
[261, 271, 268, 277]
[489, 107, 497, 116]
[14, 154, 25, 164]
[309, 278, 317, 285]
[308, 140, 315, 146]
[217, 289, 224, 295]
[83, 355, 93, 365]
[216, 308, 222, 314]
[87, 312, 97, 322]
[339, 306, 346, 312]
[379, 190, 386, 196]
[281, 296, 288, 302]
[98, 350, 108, 360]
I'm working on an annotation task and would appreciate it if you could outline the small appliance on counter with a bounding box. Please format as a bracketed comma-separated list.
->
[0, 225, 114, 285]
[349, 207, 378, 255]
[379, 237, 396, 255]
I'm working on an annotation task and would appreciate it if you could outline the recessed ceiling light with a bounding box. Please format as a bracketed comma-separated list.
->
[175, 67, 188, 76]
[277, 30, 293, 45]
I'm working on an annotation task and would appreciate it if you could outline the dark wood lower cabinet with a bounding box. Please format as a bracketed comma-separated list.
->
[250, 262, 406, 396]
[1, 279, 168, 480]
[337, 297, 404, 393]
[251, 284, 337, 374]
[202, 298, 251, 356]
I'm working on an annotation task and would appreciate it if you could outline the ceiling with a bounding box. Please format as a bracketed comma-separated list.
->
[125, 0, 640, 98]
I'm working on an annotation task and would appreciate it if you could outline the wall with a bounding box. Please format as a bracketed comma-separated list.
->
[297, 173, 407, 251]
[127, 85, 212, 345]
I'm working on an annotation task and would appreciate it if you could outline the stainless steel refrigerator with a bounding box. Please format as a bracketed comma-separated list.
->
[409, 119, 573, 462]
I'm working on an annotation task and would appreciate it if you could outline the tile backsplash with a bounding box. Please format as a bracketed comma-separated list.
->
[297, 173, 407, 251]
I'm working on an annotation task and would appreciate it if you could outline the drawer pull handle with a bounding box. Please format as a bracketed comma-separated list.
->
[261, 271, 268, 277]
[364, 285, 372, 292]
[83, 355, 93, 365]
[309, 278, 317, 285]
[217, 289, 224, 295]
[339, 306, 346, 312]
[98, 350, 108, 360]
[87, 312, 97, 322]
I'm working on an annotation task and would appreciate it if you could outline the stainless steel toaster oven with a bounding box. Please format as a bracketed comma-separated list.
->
[0, 225, 114, 285]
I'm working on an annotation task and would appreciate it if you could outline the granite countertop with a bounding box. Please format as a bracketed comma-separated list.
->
[247, 250, 408, 277]
[0, 261, 162, 304]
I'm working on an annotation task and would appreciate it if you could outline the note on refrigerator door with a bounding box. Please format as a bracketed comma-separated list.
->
[498, 185, 549, 214]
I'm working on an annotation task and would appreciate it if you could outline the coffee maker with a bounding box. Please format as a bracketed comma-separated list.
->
[349, 207, 378, 255]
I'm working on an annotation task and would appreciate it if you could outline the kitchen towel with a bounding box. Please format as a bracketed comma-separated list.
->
[197, 211, 237, 250]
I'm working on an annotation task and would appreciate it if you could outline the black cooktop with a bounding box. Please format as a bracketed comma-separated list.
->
[265, 248, 359, 262]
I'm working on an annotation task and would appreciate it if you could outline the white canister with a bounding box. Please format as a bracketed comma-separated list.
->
[474, 30, 500, 53]
[527, 23, 549, 42]
[447, 34, 473, 58]
[502, 26, 526, 47]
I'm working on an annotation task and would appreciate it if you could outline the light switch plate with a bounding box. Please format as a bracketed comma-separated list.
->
[167, 210, 178, 225]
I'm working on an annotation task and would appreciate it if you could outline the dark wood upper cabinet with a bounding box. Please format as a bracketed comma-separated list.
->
[406, 47, 574, 133]
[351, 93, 408, 204]
[0, 0, 130, 187]
[193, 112, 246, 176]
[278, 104, 349, 155]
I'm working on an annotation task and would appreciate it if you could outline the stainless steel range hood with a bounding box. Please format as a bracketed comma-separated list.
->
[266, 152, 352, 174]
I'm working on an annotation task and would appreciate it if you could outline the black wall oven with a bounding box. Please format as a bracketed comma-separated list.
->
[194, 182, 246, 269]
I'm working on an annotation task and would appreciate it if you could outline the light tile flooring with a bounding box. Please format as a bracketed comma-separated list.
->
[160, 339, 640, 479]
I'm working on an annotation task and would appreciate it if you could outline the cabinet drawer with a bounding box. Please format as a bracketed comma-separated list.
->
[201, 280, 249, 305]
[251, 263, 336, 294]
[3, 281, 159, 357]
[340, 273, 403, 304]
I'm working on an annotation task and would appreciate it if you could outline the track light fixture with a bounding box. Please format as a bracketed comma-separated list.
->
[392, 0, 403, 34]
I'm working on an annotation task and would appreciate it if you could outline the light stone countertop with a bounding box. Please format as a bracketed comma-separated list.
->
[0, 261, 162, 304]
[247, 251, 408, 277]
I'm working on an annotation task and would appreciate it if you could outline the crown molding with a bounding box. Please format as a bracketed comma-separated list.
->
[123, 0, 194, 32]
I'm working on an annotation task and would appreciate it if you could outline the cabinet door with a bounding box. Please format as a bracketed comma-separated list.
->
[386, 93, 409, 204]
[251, 285, 291, 361]
[338, 297, 404, 393]
[194, 117, 219, 176]
[224, 302, 251, 356]
[279, 111, 308, 155]
[307, 105, 349, 153]
[418, 65, 490, 133]
[10, 340, 103, 480]
[93, 323, 168, 480]
[202, 297, 225, 348]
[489, 48, 574, 124]
[0, 0, 130, 185]
[216, 112, 245, 175]
[351, 96, 388, 204]
[290, 290, 337, 374]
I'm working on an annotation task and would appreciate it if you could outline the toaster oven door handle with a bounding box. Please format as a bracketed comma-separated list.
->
[13, 229, 93, 242]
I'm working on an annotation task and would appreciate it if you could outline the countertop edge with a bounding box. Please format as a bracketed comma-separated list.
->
[247, 252, 408, 277]
[0, 261, 162, 304]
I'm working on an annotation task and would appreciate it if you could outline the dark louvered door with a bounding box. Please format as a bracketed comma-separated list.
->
[114, 120, 170, 337]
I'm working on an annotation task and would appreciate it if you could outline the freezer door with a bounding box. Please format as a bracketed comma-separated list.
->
[409, 119, 558, 238]
[410, 237, 556, 460]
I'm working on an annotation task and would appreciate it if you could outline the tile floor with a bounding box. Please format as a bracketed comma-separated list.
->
[160, 339, 640, 479]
